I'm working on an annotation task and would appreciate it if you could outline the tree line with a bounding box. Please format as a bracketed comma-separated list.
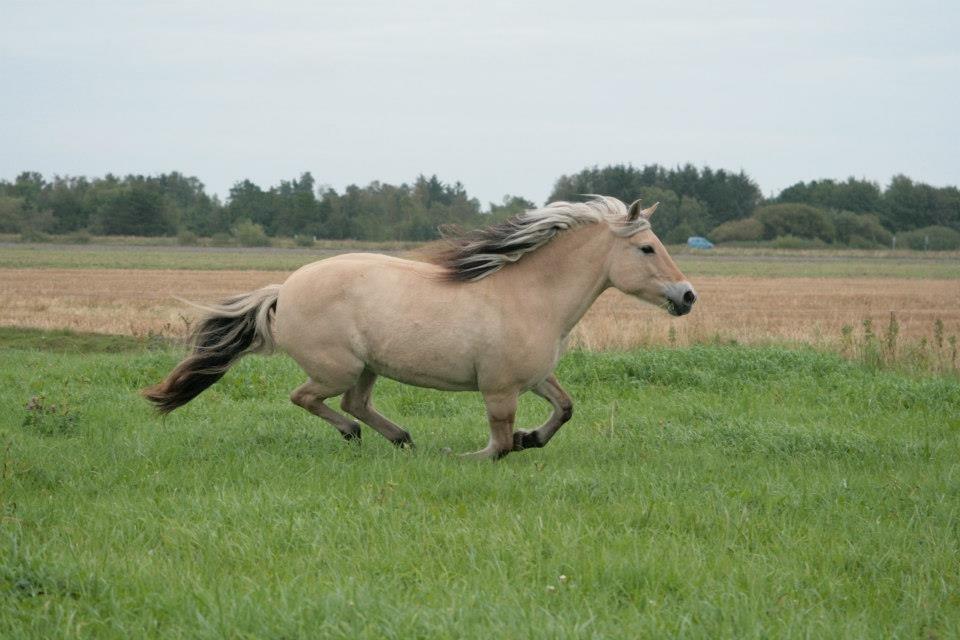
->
[1, 166, 957, 248]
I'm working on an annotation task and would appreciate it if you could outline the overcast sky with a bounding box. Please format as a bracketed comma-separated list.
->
[1, 0, 957, 206]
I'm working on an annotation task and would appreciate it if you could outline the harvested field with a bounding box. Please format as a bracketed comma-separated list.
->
[1, 268, 957, 351]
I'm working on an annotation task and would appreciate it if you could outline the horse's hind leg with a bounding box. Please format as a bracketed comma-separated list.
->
[513, 375, 573, 451]
[340, 370, 414, 448]
[291, 379, 362, 441]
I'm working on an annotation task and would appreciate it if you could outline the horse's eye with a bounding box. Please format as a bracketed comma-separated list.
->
[640, 245, 655, 255]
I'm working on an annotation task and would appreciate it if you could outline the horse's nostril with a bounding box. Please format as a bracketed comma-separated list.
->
[683, 290, 696, 305]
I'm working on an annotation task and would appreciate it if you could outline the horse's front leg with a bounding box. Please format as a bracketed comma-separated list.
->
[513, 375, 573, 451]
[461, 391, 517, 460]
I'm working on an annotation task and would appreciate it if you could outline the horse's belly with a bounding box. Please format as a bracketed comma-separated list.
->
[369, 361, 477, 392]
[363, 340, 479, 391]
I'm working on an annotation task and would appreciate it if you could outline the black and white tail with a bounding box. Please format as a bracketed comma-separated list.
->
[142, 285, 281, 413]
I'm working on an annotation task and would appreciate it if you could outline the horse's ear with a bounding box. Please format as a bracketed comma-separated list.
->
[627, 199, 643, 221]
[641, 202, 659, 219]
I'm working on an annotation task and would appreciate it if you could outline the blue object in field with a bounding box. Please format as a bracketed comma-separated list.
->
[687, 236, 714, 249]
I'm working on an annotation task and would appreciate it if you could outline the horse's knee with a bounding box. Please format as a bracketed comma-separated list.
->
[290, 387, 312, 408]
[559, 399, 573, 423]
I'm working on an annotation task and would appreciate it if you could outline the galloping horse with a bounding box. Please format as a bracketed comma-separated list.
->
[143, 196, 697, 459]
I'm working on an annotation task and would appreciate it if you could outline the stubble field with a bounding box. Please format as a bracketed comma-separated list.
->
[1, 244, 959, 357]
[1, 243, 958, 638]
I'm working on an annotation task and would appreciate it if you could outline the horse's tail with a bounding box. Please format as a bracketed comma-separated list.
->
[142, 285, 282, 414]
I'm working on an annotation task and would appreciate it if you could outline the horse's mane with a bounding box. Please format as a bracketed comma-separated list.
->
[428, 196, 650, 282]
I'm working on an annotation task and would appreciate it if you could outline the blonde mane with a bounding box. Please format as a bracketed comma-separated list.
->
[433, 196, 650, 281]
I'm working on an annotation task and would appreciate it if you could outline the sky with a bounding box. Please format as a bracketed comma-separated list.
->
[1, 0, 958, 206]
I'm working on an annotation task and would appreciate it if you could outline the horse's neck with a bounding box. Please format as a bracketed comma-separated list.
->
[499, 224, 612, 337]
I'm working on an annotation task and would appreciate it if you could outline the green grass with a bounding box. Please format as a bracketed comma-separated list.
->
[0, 245, 348, 271]
[1, 338, 958, 638]
[2, 243, 959, 278]
[0, 327, 150, 354]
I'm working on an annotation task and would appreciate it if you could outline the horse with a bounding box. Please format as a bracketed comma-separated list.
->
[142, 196, 697, 459]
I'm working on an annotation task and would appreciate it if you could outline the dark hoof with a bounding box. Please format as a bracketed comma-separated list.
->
[392, 433, 415, 449]
[513, 430, 542, 451]
[342, 423, 362, 441]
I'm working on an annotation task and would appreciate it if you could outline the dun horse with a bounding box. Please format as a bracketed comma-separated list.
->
[143, 196, 697, 459]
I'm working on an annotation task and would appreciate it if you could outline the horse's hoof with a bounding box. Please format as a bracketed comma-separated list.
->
[342, 423, 362, 441]
[512, 431, 526, 450]
[391, 433, 415, 449]
[513, 430, 540, 451]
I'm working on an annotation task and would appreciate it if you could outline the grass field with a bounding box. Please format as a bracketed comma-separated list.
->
[2, 242, 960, 278]
[1, 328, 958, 638]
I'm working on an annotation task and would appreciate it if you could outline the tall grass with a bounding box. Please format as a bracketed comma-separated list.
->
[840, 314, 958, 375]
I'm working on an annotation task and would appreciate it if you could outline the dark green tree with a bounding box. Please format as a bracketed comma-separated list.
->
[487, 195, 535, 222]
[92, 184, 177, 236]
[548, 163, 761, 227]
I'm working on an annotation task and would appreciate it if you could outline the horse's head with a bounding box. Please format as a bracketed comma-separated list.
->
[607, 200, 697, 316]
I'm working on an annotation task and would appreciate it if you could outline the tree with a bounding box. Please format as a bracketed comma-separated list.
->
[156, 172, 217, 235]
[92, 184, 177, 236]
[881, 175, 960, 232]
[547, 163, 761, 227]
[777, 177, 882, 214]
[630, 187, 712, 244]
[225, 180, 271, 232]
[45, 176, 92, 232]
[271, 172, 321, 237]
[11, 172, 45, 207]
[488, 195, 534, 222]
[0, 196, 27, 233]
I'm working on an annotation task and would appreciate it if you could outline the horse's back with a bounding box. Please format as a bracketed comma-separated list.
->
[275, 251, 447, 332]
[289, 251, 442, 277]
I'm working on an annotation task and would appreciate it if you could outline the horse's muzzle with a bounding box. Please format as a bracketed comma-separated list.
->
[666, 287, 697, 316]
